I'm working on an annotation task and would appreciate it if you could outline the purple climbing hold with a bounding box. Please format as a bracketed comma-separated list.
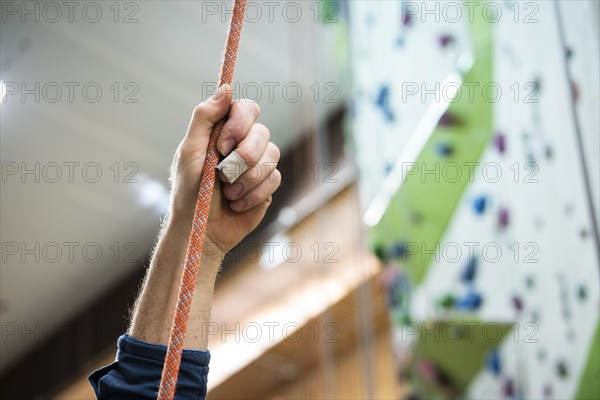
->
[460, 257, 477, 283]
[438, 34, 455, 48]
[473, 196, 487, 215]
[494, 133, 506, 154]
[511, 295, 524, 312]
[438, 111, 460, 127]
[486, 349, 502, 376]
[402, 10, 413, 26]
[498, 207, 510, 229]
[543, 384, 553, 398]
[502, 378, 515, 398]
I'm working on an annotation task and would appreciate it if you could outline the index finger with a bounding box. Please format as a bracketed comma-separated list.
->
[217, 99, 260, 156]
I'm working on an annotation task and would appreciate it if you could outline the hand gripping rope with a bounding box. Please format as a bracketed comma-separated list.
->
[157, 1, 247, 398]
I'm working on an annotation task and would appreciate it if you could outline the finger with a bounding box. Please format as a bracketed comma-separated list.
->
[222, 142, 280, 200]
[218, 123, 270, 184]
[230, 169, 281, 212]
[187, 84, 233, 140]
[216, 99, 260, 156]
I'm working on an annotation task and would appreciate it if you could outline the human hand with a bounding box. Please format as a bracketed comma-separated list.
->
[169, 84, 281, 263]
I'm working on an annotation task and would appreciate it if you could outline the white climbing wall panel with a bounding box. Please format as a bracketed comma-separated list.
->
[348, 1, 599, 398]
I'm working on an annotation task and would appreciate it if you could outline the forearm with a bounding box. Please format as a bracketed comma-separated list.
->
[128, 215, 222, 351]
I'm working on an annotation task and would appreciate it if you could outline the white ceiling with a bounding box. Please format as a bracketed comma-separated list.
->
[0, 1, 343, 370]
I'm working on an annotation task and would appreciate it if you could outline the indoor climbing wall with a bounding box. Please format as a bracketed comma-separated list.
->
[348, 1, 599, 399]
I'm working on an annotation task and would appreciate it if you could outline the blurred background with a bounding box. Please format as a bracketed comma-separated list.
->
[0, 1, 598, 399]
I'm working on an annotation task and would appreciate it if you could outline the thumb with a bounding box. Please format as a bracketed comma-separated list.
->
[187, 84, 233, 139]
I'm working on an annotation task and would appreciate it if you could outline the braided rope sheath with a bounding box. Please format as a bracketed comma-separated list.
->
[158, 1, 246, 398]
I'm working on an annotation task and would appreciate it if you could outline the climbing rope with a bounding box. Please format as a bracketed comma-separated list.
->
[158, 1, 246, 398]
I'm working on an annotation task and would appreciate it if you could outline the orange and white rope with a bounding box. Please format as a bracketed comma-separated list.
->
[158, 1, 247, 398]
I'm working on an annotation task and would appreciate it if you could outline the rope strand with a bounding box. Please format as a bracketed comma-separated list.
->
[158, 1, 246, 398]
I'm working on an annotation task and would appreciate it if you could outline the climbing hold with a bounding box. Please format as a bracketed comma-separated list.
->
[438, 293, 455, 309]
[525, 275, 535, 289]
[571, 80, 580, 103]
[537, 348, 547, 362]
[402, 10, 413, 26]
[564, 203, 574, 216]
[373, 242, 388, 262]
[565, 46, 573, 60]
[498, 207, 510, 229]
[460, 257, 477, 283]
[494, 133, 506, 154]
[457, 290, 483, 310]
[376, 85, 394, 122]
[417, 359, 437, 382]
[577, 285, 587, 301]
[409, 211, 424, 225]
[534, 216, 545, 230]
[473, 196, 487, 215]
[486, 349, 502, 376]
[502, 378, 515, 398]
[580, 228, 588, 239]
[391, 242, 408, 259]
[511, 295, 524, 312]
[435, 142, 454, 157]
[385, 162, 394, 174]
[545, 145, 553, 160]
[543, 384, 553, 398]
[438, 34, 454, 48]
[438, 111, 460, 127]
[556, 360, 568, 379]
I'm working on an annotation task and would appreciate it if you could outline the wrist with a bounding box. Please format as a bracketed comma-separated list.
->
[164, 211, 225, 271]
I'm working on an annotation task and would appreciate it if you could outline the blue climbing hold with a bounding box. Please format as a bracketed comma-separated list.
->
[435, 142, 453, 157]
[391, 242, 408, 259]
[375, 85, 394, 122]
[473, 196, 487, 215]
[486, 349, 502, 376]
[460, 257, 477, 283]
[457, 290, 483, 310]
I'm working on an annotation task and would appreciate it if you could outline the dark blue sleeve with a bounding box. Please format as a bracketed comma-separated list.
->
[88, 334, 210, 400]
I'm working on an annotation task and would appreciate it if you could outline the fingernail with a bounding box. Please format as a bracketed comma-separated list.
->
[228, 183, 243, 199]
[221, 139, 235, 155]
[231, 199, 247, 212]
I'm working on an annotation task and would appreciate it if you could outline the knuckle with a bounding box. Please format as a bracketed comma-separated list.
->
[255, 123, 270, 141]
[267, 142, 281, 161]
[236, 146, 260, 166]
[225, 117, 244, 140]
[274, 169, 282, 185]
[244, 99, 260, 115]
[192, 102, 208, 119]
